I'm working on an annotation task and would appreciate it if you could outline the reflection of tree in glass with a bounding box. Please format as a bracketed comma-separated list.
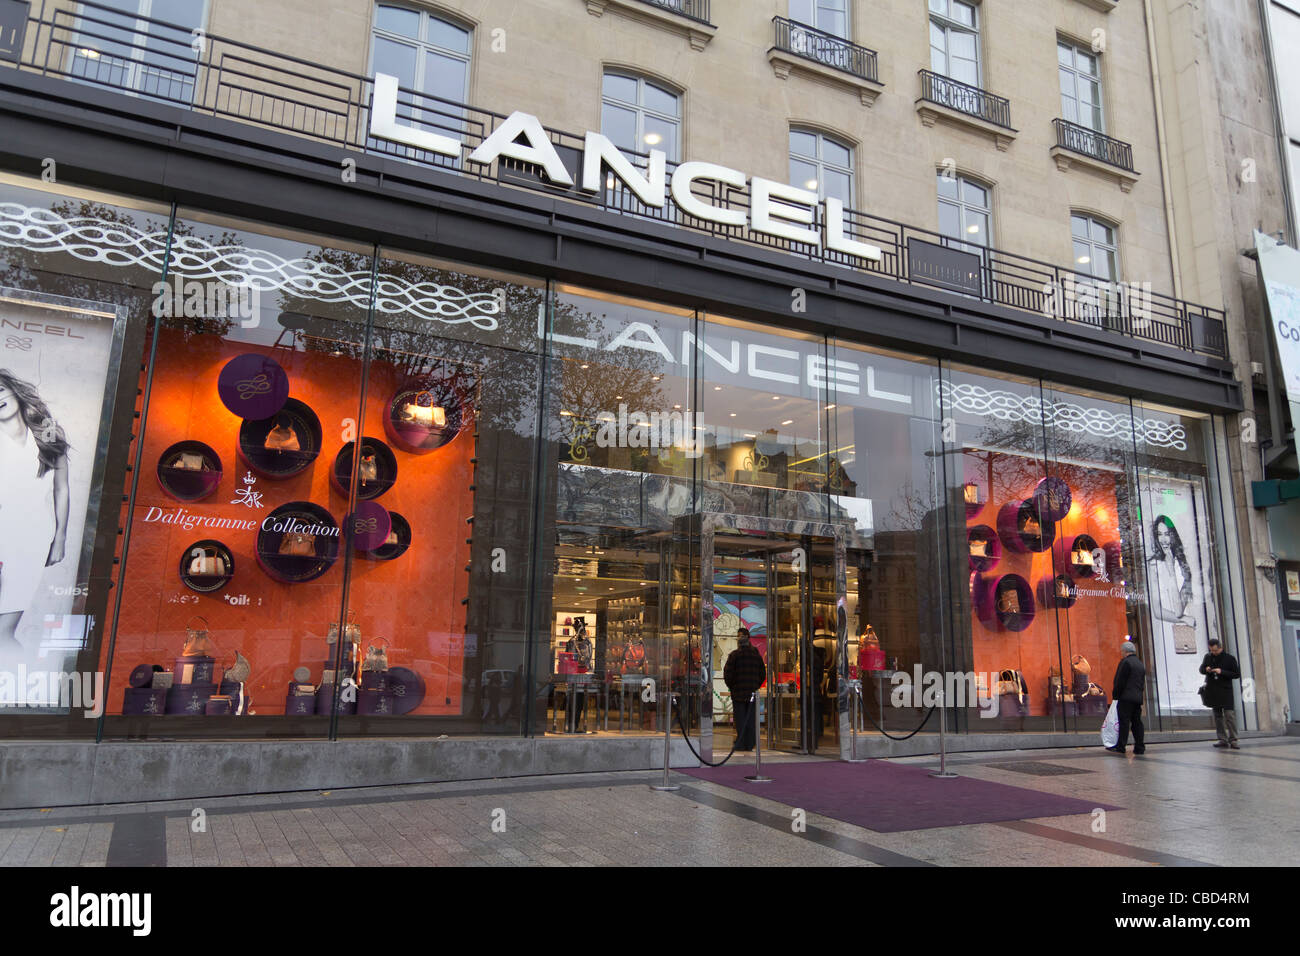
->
[0, 200, 244, 349]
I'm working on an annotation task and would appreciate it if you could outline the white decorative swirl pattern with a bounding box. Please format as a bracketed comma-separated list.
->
[0, 203, 500, 329]
[938, 380, 1187, 450]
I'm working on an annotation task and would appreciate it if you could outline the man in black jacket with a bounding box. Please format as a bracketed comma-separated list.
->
[1108, 641, 1146, 755]
[1200, 638, 1240, 749]
[724, 628, 767, 751]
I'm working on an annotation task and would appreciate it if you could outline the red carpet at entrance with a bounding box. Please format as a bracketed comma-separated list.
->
[680, 760, 1121, 832]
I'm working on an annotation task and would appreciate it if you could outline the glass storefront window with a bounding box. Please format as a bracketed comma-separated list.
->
[0, 176, 167, 736]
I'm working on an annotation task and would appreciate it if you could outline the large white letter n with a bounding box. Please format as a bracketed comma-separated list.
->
[369, 72, 461, 158]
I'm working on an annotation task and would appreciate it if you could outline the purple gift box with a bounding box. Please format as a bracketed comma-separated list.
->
[204, 696, 234, 716]
[166, 682, 218, 715]
[314, 684, 357, 715]
[357, 688, 395, 715]
[360, 670, 388, 692]
[122, 687, 167, 716]
[284, 694, 316, 716]
[173, 656, 215, 685]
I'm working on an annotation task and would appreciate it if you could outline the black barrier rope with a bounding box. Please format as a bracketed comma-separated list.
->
[852, 685, 937, 742]
[672, 693, 757, 767]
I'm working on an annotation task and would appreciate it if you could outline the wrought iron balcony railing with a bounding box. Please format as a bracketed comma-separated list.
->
[772, 16, 878, 83]
[636, 0, 711, 24]
[918, 69, 1013, 129]
[0, 1, 1224, 359]
[1053, 118, 1135, 172]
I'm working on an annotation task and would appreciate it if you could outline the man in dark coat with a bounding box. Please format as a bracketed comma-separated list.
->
[724, 628, 767, 751]
[1200, 638, 1240, 749]
[1108, 641, 1146, 755]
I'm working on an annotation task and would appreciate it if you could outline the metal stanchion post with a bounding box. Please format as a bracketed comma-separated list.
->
[744, 692, 772, 783]
[650, 686, 680, 792]
[846, 678, 867, 762]
[929, 687, 958, 779]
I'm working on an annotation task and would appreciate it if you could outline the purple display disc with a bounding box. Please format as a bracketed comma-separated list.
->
[128, 664, 153, 688]
[387, 666, 426, 715]
[349, 501, 393, 552]
[217, 353, 290, 420]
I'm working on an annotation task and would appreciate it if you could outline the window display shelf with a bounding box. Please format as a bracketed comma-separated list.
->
[237, 398, 323, 479]
[384, 379, 466, 454]
[973, 573, 1036, 632]
[254, 501, 340, 583]
[996, 499, 1055, 553]
[332, 437, 398, 501]
[967, 524, 1001, 572]
[367, 511, 412, 561]
[156, 440, 223, 501]
[1038, 574, 1078, 609]
[178, 539, 236, 593]
[1057, 533, 1101, 580]
[1032, 476, 1072, 522]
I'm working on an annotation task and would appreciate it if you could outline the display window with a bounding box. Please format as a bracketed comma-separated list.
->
[0, 176, 163, 736]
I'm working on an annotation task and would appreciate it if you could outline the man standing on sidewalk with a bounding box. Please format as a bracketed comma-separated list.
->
[1107, 641, 1146, 755]
[724, 627, 766, 752]
[1200, 638, 1240, 749]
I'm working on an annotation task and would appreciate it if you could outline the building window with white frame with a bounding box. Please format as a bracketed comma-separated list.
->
[1071, 213, 1122, 323]
[790, 129, 854, 208]
[790, 0, 849, 38]
[600, 71, 680, 216]
[370, 4, 471, 159]
[71, 0, 207, 103]
[937, 171, 992, 296]
[928, 0, 979, 87]
[1058, 39, 1103, 132]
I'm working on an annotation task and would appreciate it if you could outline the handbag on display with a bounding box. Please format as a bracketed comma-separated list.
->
[264, 421, 300, 452]
[1022, 515, 1041, 536]
[996, 669, 1028, 702]
[328, 614, 361, 644]
[361, 643, 389, 673]
[1172, 624, 1197, 654]
[182, 616, 215, 658]
[359, 453, 378, 485]
[969, 539, 988, 558]
[997, 587, 1020, 615]
[964, 483, 980, 505]
[383, 529, 400, 546]
[401, 391, 447, 428]
[1070, 655, 1091, 697]
[1073, 547, 1094, 567]
[1056, 578, 1073, 600]
[279, 531, 315, 557]
[176, 453, 205, 471]
[188, 547, 225, 576]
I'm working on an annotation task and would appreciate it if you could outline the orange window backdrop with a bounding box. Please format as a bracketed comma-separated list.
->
[967, 453, 1127, 714]
[106, 331, 474, 717]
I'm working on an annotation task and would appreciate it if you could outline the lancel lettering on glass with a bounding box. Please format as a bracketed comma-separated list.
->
[369, 73, 883, 264]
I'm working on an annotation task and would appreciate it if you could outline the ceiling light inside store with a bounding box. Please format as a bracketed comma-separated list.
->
[560, 410, 572, 416]
[730, 413, 737, 417]
[81, 48, 100, 58]
[580, 364, 589, 369]
[826, 404, 836, 410]
[644, 132, 662, 145]
[674, 404, 681, 409]
[805, 179, 818, 190]
[1077, 256, 1090, 264]
[781, 420, 793, 426]
[606, 175, 615, 190]
[772, 395, 780, 400]
[714, 385, 722, 391]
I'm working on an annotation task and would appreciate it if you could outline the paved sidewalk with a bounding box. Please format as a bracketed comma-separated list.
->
[1, 738, 1296, 867]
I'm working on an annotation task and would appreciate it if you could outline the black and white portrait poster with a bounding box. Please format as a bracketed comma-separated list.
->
[1141, 475, 1222, 713]
[0, 286, 123, 708]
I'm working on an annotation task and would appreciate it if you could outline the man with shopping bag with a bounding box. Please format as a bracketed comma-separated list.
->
[1106, 641, 1146, 755]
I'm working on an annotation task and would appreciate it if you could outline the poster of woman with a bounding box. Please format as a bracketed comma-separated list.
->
[0, 287, 123, 709]
[1141, 476, 1221, 712]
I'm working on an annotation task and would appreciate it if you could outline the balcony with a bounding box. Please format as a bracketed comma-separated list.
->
[586, 0, 715, 50]
[0, 1, 1225, 360]
[916, 70, 1016, 150]
[1051, 118, 1139, 192]
[767, 17, 882, 107]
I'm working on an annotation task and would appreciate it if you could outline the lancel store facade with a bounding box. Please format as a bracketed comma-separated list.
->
[0, 53, 1254, 766]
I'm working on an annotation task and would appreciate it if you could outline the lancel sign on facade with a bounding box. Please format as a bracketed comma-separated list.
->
[369, 73, 883, 263]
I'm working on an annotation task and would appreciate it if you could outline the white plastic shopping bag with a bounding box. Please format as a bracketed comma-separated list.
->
[1101, 700, 1120, 749]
